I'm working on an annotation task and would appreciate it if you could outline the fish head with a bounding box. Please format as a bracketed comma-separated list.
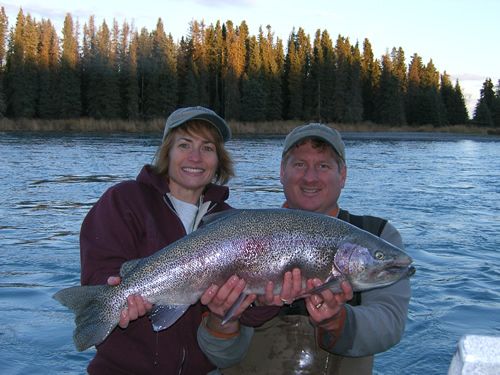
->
[333, 236, 413, 291]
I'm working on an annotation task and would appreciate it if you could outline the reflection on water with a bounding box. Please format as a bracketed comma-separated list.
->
[15, 201, 92, 210]
[0, 132, 499, 375]
[31, 174, 123, 185]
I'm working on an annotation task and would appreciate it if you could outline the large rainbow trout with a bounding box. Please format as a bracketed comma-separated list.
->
[54, 208, 414, 351]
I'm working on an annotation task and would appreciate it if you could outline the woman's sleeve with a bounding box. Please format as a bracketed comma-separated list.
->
[197, 323, 254, 368]
[80, 184, 142, 286]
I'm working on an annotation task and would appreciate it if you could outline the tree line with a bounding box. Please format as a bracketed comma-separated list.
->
[0, 7, 499, 128]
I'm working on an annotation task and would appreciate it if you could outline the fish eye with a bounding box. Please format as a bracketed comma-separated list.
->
[374, 251, 384, 260]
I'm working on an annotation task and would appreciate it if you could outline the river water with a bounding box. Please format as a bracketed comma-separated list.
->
[1, 131, 499, 374]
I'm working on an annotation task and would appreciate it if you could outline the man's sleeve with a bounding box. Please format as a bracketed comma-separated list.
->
[320, 221, 412, 356]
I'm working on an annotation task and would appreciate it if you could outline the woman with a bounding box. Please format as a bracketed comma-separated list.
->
[80, 106, 258, 374]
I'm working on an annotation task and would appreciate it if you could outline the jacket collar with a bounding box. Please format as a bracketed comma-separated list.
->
[137, 165, 229, 204]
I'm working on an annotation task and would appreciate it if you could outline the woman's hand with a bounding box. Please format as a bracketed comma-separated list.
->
[257, 268, 304, 306]
[200, 275, 256, 336]
[107, 276, 153, 328]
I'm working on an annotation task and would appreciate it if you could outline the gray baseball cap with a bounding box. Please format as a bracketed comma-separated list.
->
[163, 106, 231, 142]
[282, 123, 345, 161]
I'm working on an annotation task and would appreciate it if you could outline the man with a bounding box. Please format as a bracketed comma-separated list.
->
[220, 123, 412, 374]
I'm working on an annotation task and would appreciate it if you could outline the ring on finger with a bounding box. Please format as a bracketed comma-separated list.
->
[315, 302, 323, 309]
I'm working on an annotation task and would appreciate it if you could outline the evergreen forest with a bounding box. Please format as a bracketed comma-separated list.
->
[1, 7, 499, 129]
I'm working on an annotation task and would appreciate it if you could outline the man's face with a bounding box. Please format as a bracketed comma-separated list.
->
[280, 140, 346, 214]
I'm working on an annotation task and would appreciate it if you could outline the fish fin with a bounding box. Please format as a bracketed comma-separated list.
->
[120, 258, 143, 278]
[201, 209, 243, 226]
[150, 304, 190, 331]
[53, 285, 117, 352]
[296, 277, 345, 299]
[221, 293, 247, 325]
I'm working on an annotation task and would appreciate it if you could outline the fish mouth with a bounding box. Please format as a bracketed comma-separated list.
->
[377, 262, 412, 275]
[377, 265, 415, 279]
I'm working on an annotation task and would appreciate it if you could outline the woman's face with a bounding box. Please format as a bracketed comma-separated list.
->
[167, 129, 219, 204]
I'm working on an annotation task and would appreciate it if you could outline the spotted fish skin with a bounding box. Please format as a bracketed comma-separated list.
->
[53, 208, 413, 351]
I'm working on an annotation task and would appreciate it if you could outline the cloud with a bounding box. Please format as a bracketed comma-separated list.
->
[451, 73, 491, 82]
[192, 0, 257, 7]
[3, 1, 64, 20]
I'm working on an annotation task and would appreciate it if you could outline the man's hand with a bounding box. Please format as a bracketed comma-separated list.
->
[107, 276, 153, 329]
[305, 279, 353, 330]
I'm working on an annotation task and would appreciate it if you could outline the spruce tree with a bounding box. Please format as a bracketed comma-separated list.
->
[473, 78, 495, 126]
[439, 72, 453, 124]
[204, 21, 224, 113]
[491, 80, 500, 128]
[0, 6, 8, 116]
[452, 80, 469, 124]
[310, 30, 323, 122]
[296, 28, 312, 120]
[319, 30, 336, 122]
[6, 10, 38, 118]
[264, 28, 284, 120]
[473, 100, 493, 127]
[406, 53, 423, 125]
[240, 34, 265, 121]
[283, 30, 302, 120]
[333, 35, 351, 123]
[440, 73, 468, 125]
[310, 29, 335, 122]
[86, 19, 120, 118]
[345, 42, 363, 123]
[376, 53, 405, 125]
[178, 20, 207, 108]
[222, 20, 245, 120]
[137, 19, 177, 118]
[391, 47, 407, 94]
[59, 13, 81, 118]
[151, 18, 177, 117]
[252, 27, 271, 120]
[81, 17, 96, 117]
[360, 38, 378, 122]
[119, 21, 139, 119]
[419, 59, 445, 126]
[190, 20, 209, 107]
[176, 36, 194, 107]
[37, 19, 59, 118]
[0, 7, 6, 68]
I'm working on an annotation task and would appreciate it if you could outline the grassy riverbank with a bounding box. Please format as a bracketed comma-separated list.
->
[0, 117, 498, 136]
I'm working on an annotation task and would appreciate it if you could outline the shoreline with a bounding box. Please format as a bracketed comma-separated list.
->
[1, 118, 499, 139]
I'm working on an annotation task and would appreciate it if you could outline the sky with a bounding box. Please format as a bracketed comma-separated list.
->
[2, 0, 499, 117]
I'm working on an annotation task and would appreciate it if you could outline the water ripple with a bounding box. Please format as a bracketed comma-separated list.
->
[31, 174, 123, 185]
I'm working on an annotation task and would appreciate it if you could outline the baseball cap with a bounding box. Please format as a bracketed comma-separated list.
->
[282, 123, 345, 161]
[163, 106, 231, 142]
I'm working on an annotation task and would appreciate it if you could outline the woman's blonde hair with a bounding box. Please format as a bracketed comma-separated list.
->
[152, 120, 234, 185]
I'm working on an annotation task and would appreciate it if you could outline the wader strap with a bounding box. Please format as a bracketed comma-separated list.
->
[338, 209, 387, 237]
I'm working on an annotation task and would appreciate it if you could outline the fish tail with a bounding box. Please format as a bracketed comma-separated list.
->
[53, 284, 117, 351]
